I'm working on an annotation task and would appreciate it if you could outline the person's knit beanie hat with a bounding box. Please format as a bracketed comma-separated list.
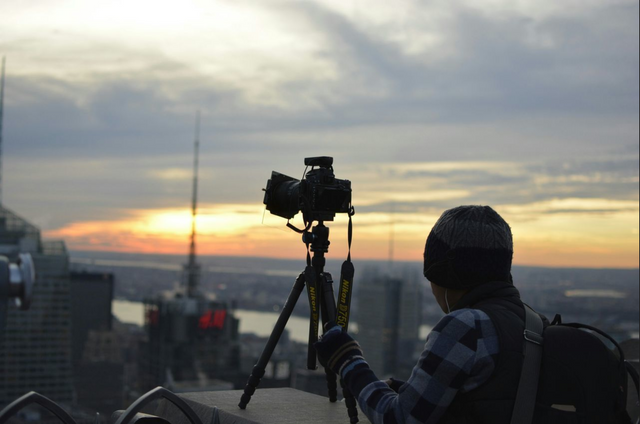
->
[423, 205, 513, 289]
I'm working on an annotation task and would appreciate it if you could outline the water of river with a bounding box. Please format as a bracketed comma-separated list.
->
[113, 300, 432, 343]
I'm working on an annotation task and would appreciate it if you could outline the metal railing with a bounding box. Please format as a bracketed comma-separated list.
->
[0, 387, 220, 424]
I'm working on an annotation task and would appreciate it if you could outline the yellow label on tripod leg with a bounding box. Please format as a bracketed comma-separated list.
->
[305, 265, 320, 370]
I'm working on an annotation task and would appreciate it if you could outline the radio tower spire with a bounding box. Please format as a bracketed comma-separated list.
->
[185, 110, 201, 298]
[388, 201, 395, 273]
[0, 57, 6, 205]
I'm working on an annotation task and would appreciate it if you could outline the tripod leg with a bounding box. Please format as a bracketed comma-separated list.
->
[304, 266, 320, 370]
[238, 273, 306, 409]
[342, 379, 359, 424]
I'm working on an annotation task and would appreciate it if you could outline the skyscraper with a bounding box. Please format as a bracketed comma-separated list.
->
[138, 113, 241, 391]
[70, 271, 114, 368]
[0, 206, 74, 406]
[355, 266, 422, 377]
[396, 267, 423, 377]
[69, 271, 124, 414]
[139, 295, 241, 391]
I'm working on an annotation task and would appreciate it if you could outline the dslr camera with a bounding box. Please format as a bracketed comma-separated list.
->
[263, 156, 352, 223]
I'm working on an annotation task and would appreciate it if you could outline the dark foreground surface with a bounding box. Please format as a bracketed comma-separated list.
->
[149, 388, 371, 424]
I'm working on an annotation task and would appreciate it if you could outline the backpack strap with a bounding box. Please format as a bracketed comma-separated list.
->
[510, 304, 544, 424]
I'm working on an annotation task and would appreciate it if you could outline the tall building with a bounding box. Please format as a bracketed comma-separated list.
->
[70, 271, 114, 367]
[74, 329, 124, 415]
[396, 267, 423, 377]
[69, 271, 124, 415]
[355, 266, 422, 377]
[0, 206, 74, 406]
[139, 295, 241, 391]
[138, 113, 242, 391]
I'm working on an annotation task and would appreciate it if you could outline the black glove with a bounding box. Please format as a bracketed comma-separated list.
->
[386, 378, 406, 393]
[314, 323, 364, 376]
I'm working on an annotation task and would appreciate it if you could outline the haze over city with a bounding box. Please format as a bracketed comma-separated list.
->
[1, 0, 638, 268]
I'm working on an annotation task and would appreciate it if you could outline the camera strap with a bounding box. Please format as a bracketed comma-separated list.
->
[336, 207, 355, 331]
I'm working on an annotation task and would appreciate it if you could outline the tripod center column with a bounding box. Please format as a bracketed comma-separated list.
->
[308, 223, 330, 269]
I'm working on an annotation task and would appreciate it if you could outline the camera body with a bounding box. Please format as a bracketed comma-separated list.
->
[263, 156, 352, 222]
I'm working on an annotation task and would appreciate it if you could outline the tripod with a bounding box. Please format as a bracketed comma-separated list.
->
[238, 222, 359, 423]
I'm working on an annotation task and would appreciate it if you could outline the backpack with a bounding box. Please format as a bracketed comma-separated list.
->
[513, 305, 640, 424]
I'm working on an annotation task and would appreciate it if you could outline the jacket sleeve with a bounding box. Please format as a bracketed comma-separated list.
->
[341, 308, 499, 424]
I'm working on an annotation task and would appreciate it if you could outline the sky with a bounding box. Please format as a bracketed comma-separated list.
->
[0, 0, 638, 268]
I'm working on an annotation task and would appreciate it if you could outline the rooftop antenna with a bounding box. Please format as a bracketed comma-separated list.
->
[184, 110, 201, 298]
[388, 201, 395, 274]
[0, 57, 6, 205]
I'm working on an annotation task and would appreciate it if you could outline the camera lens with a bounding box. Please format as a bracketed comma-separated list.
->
[272, 180, 300, 219]
[264, 171, 302, 219]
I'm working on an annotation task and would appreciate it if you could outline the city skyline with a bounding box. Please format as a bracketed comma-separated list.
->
[0, 0, 638, 268]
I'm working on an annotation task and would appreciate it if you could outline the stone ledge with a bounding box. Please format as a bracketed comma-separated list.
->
[150, 388, 370, 424]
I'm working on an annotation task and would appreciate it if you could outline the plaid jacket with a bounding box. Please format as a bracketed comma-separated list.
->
[342, 308, 499, 424]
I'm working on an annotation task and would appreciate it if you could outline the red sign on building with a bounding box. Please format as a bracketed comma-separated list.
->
[198, 309, 227, 330]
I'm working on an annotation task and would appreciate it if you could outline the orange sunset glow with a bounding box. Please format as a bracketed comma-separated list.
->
[44, 198, 640, 269]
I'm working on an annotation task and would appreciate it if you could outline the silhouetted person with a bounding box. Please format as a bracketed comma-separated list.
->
[316, 205, 527, 424]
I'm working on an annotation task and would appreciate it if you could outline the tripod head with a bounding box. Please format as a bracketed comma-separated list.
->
[302, 221, 329, 252]
[303, 222, 330, 268]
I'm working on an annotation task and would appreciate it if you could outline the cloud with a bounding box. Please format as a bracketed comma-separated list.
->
[0, 0, 637, 267]
[348, 153, 638, 214]
[149, 168, 194, 181]
[284, 0, 639, 122]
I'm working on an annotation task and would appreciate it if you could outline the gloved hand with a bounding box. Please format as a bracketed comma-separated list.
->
[386, 378, 406, 393]
[314, 322, 364, 377]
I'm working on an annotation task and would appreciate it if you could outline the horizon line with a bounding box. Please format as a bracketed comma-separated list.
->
[68, 248, 640, 271]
